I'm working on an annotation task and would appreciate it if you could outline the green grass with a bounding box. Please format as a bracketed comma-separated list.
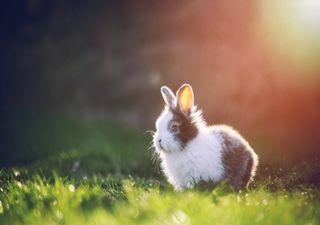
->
[0, 113, 319, 225]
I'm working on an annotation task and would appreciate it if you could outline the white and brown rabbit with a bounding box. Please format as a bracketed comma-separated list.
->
[153, 84, 258, 191]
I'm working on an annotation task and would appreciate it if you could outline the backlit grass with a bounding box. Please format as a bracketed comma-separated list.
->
[0, 113, 319, 225]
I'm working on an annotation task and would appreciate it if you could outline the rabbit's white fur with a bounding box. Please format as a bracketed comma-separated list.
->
[159, 121, 224, 190]
[154, 84, 258, 191]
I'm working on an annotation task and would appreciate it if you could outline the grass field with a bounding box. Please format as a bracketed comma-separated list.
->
[0, 113, 319, 225]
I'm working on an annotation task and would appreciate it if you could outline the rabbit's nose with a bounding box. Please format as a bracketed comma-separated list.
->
[158, 139, 162, 143]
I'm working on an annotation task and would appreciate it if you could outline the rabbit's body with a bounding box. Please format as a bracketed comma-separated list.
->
[154, 84, 258, 191]
[160, 125, 225, 190]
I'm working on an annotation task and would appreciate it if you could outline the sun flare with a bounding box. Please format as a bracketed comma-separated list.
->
[256, 0, 320, 79]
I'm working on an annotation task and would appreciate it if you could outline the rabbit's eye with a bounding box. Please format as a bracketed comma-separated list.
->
[170, 123, 180, 133]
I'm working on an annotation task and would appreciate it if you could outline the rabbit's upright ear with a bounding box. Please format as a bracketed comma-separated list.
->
[161, 86, 176, 109]
[176, 84, 194, 115]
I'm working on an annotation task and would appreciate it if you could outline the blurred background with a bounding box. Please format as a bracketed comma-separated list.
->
[1, 0, 319, 172]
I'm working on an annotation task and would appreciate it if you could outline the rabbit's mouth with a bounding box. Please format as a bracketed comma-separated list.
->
[158, 142, 171, 153]
[159, 143, 166, 151]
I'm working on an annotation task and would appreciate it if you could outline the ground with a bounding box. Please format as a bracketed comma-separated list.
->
[0, 113, 319, 225]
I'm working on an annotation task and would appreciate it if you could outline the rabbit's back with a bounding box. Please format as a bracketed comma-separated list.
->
[211, 125, 259, 190]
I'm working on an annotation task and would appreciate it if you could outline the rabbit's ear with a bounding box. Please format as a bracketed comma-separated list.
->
[161, 86, 176, 109]
[176, 84, 194, 115]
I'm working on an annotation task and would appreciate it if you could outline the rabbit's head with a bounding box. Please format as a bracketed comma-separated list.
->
[154, 84, 205, 153]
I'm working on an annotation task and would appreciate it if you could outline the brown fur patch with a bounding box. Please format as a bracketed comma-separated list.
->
[220, 131, 253, 190]
[170, 109, 198, 148]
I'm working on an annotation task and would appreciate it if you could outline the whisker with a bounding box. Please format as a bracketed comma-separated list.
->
[147, 142, 155, 150]
[145, 139, 155, 151]
[146, 139, 153, 146]
[144, 130, 155, 135]
[151, 151, 161, 167]
[143, 130, 160, 170]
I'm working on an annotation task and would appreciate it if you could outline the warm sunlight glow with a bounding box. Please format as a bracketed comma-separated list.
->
[299, 0, 320, 29]
[256, 0, 320, 79]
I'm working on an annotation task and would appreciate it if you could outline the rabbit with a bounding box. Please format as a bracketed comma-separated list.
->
[153, 83, 259, 191]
